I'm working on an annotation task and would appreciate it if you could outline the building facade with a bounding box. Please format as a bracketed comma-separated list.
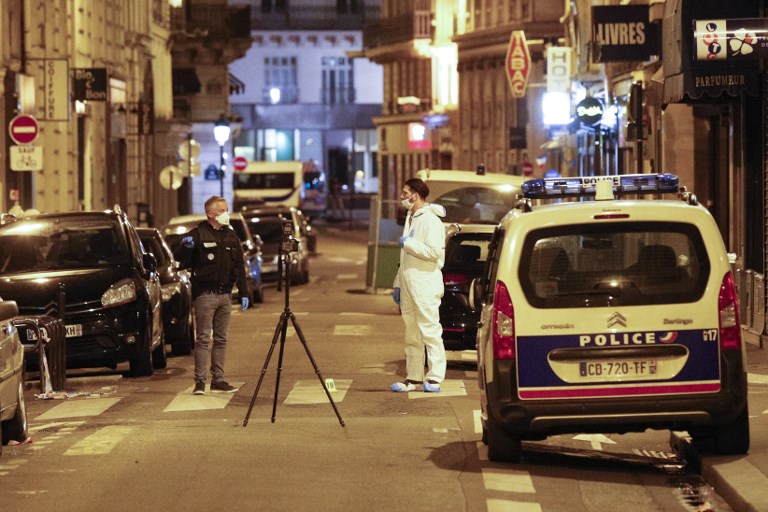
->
[227, 0, 382, 216]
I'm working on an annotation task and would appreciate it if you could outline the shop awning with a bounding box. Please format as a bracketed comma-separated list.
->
[172, 68, 201, 96]
[661, 0, 760, 104]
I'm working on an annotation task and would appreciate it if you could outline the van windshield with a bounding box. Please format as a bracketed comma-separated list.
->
[517, 222, 710, 308]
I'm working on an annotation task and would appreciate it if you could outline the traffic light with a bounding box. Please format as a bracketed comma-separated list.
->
[626, 81, 645, 141]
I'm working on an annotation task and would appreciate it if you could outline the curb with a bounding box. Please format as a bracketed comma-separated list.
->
[670, 431, 768, 512]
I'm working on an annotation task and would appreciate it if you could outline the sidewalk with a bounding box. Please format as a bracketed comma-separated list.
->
[672, 342, 768, 512]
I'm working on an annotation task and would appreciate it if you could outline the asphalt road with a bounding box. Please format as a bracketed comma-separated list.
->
[0, 225, 741, 512]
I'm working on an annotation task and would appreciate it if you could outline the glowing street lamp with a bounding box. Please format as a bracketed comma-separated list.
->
[213, 115, 231, 197]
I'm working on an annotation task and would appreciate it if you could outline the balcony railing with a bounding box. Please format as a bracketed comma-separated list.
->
[171, 5, 251, 38]
[251, 5, 380, 30]
[363, 10, 432, 49]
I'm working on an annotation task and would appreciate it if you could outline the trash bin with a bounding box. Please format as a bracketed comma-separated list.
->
[14, 316, 67, 392]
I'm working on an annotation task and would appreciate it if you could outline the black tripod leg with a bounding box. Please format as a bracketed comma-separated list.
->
[243, 312, 287, 426]
[271, 311, 290, 423]
[289, 314, 345, 427]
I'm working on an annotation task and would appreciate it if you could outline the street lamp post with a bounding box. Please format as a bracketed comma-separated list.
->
[213, 115, 231, 198]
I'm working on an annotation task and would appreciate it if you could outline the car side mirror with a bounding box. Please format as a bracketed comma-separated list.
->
[142, 252, 157, 271]
[469, 278, 483, 311]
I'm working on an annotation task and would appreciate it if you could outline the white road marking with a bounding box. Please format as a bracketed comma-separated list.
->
[748, 373, 768, 385]
[0, 458, 27, 476]
[34, 397, 121, 420]
[333, 325, 371, 336]
[572, 433, 616, 450]
[284, 379, 351, 404]
[408, 379, 467, 399]
[359, 363, 388, 374]
[487, 499, 542, 512]
[473, 409, 482, 434]
[64, 425, 136, 456]
[163, 382, 245, 412]
[339, 312, 376, 317]
[482, 467, 536, 493]
[337, 273, 358, 280]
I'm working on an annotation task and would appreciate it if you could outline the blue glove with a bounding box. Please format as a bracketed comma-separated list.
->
[181, 235, 194, 248]
[393, 287, 400, 305]
[399, 236, 408, 248]
[241, 297, 249, 311]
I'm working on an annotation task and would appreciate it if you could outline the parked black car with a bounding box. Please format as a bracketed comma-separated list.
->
[0, 207, 166, 376]
[440, 225, 495, 351]
[137, 228, 195, 356]
[161, 213, 264, 304]
[241, 206, 311, 285]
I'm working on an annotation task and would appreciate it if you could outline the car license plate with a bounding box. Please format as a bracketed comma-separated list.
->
[65, 324, 83, 337]
[579, 359, 657, 380]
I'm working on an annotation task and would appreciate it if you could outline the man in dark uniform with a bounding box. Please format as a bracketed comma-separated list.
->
[174, 195, 249, 395]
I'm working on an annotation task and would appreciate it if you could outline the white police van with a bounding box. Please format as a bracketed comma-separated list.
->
[473, 173, 749, 462]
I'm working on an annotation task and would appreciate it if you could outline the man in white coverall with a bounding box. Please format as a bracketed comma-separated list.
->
[391, 178, 447, 393]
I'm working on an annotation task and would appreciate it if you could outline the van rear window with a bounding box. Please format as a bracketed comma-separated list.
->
[517, 222, 710, 308]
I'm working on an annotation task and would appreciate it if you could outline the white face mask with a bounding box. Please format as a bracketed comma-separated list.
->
[401, 196, 415, 210]
[215, 211, 230, 225]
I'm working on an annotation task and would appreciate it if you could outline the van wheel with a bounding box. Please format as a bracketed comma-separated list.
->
[1, 380, 29, 444]
[690, 407, 750, 455]
[484, 414, 522, 463]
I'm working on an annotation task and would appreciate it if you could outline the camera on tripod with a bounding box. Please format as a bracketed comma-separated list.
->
[280, 217, 299, 253]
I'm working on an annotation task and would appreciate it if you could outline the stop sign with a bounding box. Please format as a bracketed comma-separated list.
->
[233, 156, 248, 172]
[8, 115, 39, 145]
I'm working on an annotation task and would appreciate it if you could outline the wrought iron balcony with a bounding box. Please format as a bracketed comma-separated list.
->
[363, 10, 432, 49]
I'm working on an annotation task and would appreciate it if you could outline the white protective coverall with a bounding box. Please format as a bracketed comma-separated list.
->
[393, 203, 447, 383]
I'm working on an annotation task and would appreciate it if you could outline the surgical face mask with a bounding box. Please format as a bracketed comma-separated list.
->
[401, 195, 415, 210]
[215, 211, 230, 225]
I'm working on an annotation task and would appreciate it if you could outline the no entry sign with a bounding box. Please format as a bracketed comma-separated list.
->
[233, 156, 248, 172]
[8, 115, 39, 145]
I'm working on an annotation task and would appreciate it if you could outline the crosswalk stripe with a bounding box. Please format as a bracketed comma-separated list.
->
[474, 409, 482, 434]
[748, 373, 768, 385]
[64, 425, 135, 456]
[486, 499, 542, 512]
[482, 468, 536, 493]
[284, 379, 351, 404]
[332, 325, 371, 336]
[34, 397, 121, 420]
[163, 382, 245, 412]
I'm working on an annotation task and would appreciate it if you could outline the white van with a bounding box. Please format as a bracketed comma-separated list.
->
[473, 174, 749, 462]
[233, 161, 303, 210]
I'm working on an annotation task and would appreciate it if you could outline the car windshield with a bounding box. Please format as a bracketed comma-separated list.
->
[139, 234, 171, 267]
[517, 222, 710, 308]
[433, 186, 517, 224]
[0, 217, 128, 272]
[245, 216, 283, 243]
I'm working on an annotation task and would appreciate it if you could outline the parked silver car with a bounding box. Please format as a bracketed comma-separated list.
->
[0, 299, 29, 453]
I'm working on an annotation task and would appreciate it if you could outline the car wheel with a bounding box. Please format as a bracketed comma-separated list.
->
[1, 379, 29, 444]
[152, 330, 168, 369]
[690, 406, 750, 455]
[172, 309, 194, 356]
[129, 323, 154, 377]
[484, 413, 522, 463]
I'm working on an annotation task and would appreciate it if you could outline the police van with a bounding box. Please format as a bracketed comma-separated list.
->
[472, 174, 749, 462]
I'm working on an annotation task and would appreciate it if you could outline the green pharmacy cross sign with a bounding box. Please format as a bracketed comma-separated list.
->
[694, 19, 768, 60]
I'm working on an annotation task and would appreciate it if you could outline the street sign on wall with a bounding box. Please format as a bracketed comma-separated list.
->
[8, 115, 39, 145]
[505, 31, 531, 98]
[10, 145, 43, 171]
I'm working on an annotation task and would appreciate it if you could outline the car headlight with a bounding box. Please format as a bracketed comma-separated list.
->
[161, 282, 182, 302]
[101, 279, 137, 308]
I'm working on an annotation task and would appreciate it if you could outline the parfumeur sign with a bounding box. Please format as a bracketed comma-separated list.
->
[506, 31, 531, 98]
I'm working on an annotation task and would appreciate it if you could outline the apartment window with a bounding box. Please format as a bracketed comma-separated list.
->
[337, 0, 359, 14]
[322, 57, 354, 105]
[263, 56, 298, 104]
[261, 0, 286, 13]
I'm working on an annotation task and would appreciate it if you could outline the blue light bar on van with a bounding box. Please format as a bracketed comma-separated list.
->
[521, 173, 679, 199]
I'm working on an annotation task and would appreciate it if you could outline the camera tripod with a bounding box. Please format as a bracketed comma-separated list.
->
[243, 246, 345, 427]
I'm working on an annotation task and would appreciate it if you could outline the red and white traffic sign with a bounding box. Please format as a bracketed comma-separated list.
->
[505, 31, 531, 98]
[233, 156, 248, 172]
[522, 161, 534, 176]
[8, 115, 39, 145]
